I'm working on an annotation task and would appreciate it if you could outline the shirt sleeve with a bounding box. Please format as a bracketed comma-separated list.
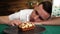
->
[9, 11, 20, 20]
[19, 9, 33, 22]
[8, 9, 33, 22]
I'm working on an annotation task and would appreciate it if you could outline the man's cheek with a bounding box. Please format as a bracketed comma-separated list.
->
[30, 17, 35, 22]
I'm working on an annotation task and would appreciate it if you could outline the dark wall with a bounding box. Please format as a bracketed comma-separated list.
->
[0, 0, 52, 16]
[0, 0, 29, 16]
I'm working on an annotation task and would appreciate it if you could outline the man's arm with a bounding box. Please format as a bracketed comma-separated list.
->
[0, 11, 20, 24]
[0, 9, 26, 26]
[0, 16, 21, 26]
[40, 17, 60, 25]
[0, 16, 10, 24]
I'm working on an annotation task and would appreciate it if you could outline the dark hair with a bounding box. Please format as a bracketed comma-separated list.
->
[39, 1, 52, 15]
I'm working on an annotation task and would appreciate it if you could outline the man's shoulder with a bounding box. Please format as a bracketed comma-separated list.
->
[18, 9, 33, 13]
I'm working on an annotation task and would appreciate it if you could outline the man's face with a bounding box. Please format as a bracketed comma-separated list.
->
[30, 4, 50, 22]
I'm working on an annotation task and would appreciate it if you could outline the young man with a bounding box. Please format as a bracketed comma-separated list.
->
[0, 1, 55, 26]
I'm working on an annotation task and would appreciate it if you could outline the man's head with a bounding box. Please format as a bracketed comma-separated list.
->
[30, 1, 52, 22]
[39, 1, 52, 15]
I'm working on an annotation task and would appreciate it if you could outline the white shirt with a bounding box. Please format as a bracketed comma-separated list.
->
[51, 0, 60, 17]
[9, 9, 33, 22]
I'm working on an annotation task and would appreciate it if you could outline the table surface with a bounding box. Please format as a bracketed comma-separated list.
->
[0, 24, 60, 34]
[4, 25, 45, 34]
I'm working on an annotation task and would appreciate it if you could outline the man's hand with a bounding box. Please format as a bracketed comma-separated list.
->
[8, 20, 22, 26]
